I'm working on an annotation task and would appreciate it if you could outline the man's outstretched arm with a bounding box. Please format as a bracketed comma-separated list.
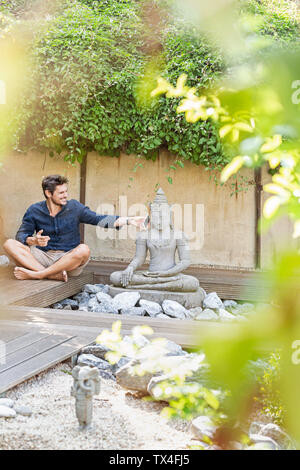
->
[78, 203, 147, 230]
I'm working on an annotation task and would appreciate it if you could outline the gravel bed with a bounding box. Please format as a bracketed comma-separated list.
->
[0, 363, 193, 450]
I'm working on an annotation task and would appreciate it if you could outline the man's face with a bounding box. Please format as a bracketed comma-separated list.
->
[46, 183, 68, 206]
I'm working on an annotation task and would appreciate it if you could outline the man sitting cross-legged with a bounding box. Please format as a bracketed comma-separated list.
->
[3, 174, 145, 282]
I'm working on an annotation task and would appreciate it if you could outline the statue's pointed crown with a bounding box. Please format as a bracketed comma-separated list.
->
[152, 187, 169, 206]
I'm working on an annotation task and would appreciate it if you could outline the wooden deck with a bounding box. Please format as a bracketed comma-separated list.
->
[0, 266, 93, 307]
[0, 304, 222, 394]
[0, 259, 292, 395]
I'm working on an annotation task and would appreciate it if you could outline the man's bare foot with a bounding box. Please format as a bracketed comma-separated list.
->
[14, 267, 41, 280]
[48, 271, 68, 282]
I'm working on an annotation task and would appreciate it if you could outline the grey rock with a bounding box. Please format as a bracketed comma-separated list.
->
[195, 308, 219, 321]
[0, 405, 17, 418]
[203, 292, 223, 310]
[218, 308, 236, 321]
[112, 357, 131, 374]
[88, 297, 99, 310]
[223, 300, 238, 310]
[14, 405, 32, 417]
[139, 299, 162, 317]
[156, 313, 170, 319]
[231, 303, 255, 315]
[112, 291, 141, 310]
[109, 286, 206, 310]
[51, 302, 63, 309]
[148, 374, 176, 400]
[61, 298, 78, 309]
[162, 300, 189, 319]
[0, 398, 14, 408]
[189, 306, 203, 316]
[96, 292, 113, 303]
[78, 305, 89, 312]
[116, 360, 161, 393]
[248, 433, 281, 450]
[83, 284, 107, 294]
[259, 423, 295, 449]
[92, 300, 119, 315]
[81, 344, 110, 360]
[77, 354, 113, 371]
[73, 292, 90, 304]
[164, 340, 185, 356]
[99, 370, 116, 381]
[190, 416, 217, 440]
[63, 305, 72, 310]
[123, 335, 150, 349]
[0, 255, 9, 267]
[120, 307, 146, 316]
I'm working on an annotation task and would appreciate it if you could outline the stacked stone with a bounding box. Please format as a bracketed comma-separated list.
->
[50, 284, 262, 323]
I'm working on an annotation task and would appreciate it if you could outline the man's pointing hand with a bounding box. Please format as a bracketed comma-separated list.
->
[35, 229, 50, 247]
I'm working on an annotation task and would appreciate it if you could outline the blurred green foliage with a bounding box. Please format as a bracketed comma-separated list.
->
[1, 0, 299, 169]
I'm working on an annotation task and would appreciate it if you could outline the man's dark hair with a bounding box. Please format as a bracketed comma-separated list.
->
[42, 175, 69, 199]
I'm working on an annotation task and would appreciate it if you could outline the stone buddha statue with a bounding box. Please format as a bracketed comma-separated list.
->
[109, 189, 205, 308]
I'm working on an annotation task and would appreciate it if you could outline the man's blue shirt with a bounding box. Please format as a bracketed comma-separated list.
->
[15, 199, 120, 252]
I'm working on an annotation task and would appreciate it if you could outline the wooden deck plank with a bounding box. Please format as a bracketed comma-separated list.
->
[0, 321, 99, 394]
[0, 270, 93, 307]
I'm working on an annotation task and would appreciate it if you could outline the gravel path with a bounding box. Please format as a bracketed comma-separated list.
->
[0, 362, 194, 450]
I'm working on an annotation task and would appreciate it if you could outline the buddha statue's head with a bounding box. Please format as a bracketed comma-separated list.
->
[149, 188, 174, 233]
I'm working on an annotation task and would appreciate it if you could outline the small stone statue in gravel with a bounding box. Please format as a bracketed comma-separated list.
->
[71, 365, 100, 430]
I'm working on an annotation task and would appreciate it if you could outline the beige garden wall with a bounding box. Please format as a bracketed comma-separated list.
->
[260, 165, 300, 268]
[84, 151, 256, 268]
[0, 150, 296, 270]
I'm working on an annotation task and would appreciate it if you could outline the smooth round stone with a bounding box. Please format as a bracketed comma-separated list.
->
[0, 405, 17, 418]
[14, 405, 32, 417]
[0, 398, 14, 408]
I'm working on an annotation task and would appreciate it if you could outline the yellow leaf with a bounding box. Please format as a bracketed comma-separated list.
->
[263, 196, 281, 219]
[263, 184, 290, 200]
[292, 220, 300, 239]
[220, 156, 244, 183]
[150, 77, 170, 97]
[260, 135, 282, 153]
[234, 122, 253, 133]
[231, 128, 239, 143]
[219, 124, 233, 138]
[268, 153, 281, 169]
